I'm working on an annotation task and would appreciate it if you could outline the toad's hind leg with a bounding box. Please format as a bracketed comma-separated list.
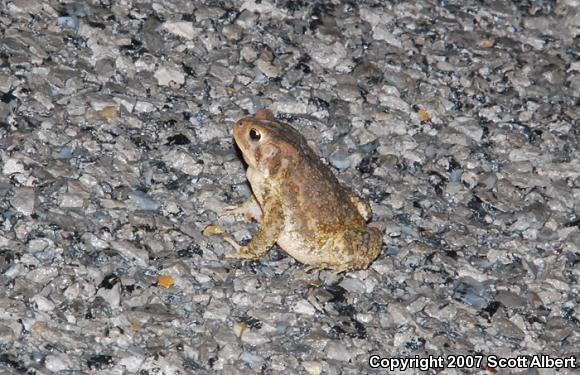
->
[325, 227, 383, 272]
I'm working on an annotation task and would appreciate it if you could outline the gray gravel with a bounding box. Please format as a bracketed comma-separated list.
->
[1, 0, 580, 374]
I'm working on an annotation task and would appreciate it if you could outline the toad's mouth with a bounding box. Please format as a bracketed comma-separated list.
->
[233, 137, 258, 169]
[240, 149, 255, 168]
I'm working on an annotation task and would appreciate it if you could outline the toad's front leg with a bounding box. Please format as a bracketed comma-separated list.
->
[224, 197, 284, 260]
[222, 194, 263, 222]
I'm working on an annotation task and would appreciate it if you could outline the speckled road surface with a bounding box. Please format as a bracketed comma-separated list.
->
[0, 0, 579, 374]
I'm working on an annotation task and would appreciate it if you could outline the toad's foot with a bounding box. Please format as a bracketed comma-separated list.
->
[329, 265, 350, 275]
[303, 265, 324, 275]
[222, 235, 262, 260]
[304, 263, 349, 275]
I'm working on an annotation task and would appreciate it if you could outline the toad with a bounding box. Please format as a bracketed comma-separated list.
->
[222, 109, 382, 273]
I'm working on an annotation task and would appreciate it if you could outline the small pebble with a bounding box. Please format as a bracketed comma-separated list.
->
[57, 16, 80, 29]
[128, 190, 160, 211]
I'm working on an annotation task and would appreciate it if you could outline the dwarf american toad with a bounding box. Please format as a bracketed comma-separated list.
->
[223, 109, 382, 273]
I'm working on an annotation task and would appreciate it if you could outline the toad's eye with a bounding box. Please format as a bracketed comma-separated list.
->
[249, 128, 261, 141]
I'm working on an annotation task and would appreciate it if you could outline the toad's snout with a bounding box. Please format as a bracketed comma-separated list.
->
[233, 119, 251, 131]
[233, 120, 255, 150]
